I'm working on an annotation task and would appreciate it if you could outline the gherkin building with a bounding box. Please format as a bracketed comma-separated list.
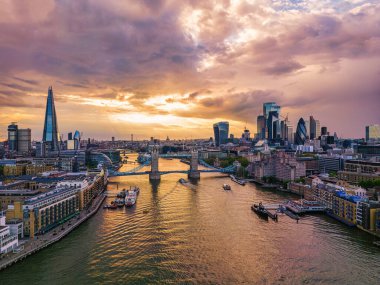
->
[295, 117, 307, 145]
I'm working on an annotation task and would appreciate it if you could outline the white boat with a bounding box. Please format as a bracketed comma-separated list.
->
[125, 191, 137, 207]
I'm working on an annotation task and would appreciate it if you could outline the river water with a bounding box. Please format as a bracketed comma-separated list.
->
[1, 154, 379, 284]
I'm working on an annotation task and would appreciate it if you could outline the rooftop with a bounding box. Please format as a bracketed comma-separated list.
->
[24, 186, 78, 206]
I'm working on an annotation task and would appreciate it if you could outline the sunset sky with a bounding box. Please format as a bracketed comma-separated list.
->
[0, 0, 379, 141]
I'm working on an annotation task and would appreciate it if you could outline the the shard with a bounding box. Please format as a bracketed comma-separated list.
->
[42, 86, 60, 151]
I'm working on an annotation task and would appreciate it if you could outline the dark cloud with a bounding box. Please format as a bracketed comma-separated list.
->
[261, 60, 304, 75]
[13, 77, 39, 86]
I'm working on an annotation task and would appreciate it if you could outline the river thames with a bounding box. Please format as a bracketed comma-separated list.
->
[0, 154, 379, 284]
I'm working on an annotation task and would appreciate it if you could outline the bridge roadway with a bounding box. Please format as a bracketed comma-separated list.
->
[110, 169, 233, 176]
[108, 154, 236, 177]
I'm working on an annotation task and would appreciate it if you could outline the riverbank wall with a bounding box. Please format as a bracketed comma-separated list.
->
[0, 194, 106, 271]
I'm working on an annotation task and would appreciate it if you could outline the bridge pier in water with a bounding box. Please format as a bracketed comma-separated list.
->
[149, 147, 161, 181]
[188, 150, 200, 179]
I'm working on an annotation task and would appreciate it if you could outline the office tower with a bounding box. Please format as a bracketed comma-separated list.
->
[42, 86, 60, 152]
[263, 102, 281, 140]
[7, 123, 18, 152]
[268, 111, 280, 141]
[256, 115, 266, 139]
[287, 124, 294, 144]
[365, 124, 380, 141]
[321, 126, 327, 136]
[280, 120, 286, 140]
[309, 116, 316, 139]
[17, 128, 31, 153]
[68, 132, 73, 140]
[213, 121, 229, 146]
[74, 130, 81, 150]
[213, 124, 219, 146]
[315, 120, 321, 138]
[67, 140, 75, 150]
[263, 102, 281, 119]
[295, 118, 307, 145]
[309, 116, 321, 139]
[112, 136, 115, 142]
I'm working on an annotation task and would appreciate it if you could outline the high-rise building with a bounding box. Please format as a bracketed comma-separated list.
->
[263, 102, 281, 140]
[321, 126, 328, 136]
[74, 130, 81, 150]
[309, 116, 321, 139]
[213, 121, 229, 146]
[263, 102, 281, 119]
[42, 86, 60, 152]
[256, 115, 266, 139]
[280, 120, 286, 140]
[17, 128, 31, 153]
[268, 111, 280, 141]
[287, 124, 294, 144]
[365, 124, 380, 141]
[309, 116, 316, 139]
[68, 132, 73, 140]
[213, 124, 219, 146]
[315, 120, 321, 138]
[295, 118, 307, 145]
[7, 123, 18, 152]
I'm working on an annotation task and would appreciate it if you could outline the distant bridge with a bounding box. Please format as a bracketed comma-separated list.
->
[108, 150, 236, 179]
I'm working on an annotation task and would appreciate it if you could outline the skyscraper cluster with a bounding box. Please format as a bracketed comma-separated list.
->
[255, 102, 325, 146]
[256, 102, 293, 143]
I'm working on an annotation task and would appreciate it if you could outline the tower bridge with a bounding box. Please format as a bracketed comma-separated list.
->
[108, 150, 236, 179]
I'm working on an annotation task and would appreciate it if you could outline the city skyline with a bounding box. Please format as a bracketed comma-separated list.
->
[1, 1, 380, 140]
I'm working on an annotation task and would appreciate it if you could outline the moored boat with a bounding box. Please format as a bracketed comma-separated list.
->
[115, 198, 125, 207]
[125, 191, 137, 207]
[104, 201, 118, 209]
[117, 189, 127, 198]
[251, 203, 269, 219]
[230, 174, 246, 186]
[223, 184, 231, 190]
[179, 178, 188, 184]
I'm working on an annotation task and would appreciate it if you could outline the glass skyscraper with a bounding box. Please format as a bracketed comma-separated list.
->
[42, 86, 60, 152]
[256, 115, 266, 139]
[7, 123, 18, 152]
[213, 121, 229, 146]
[295, 118, 307, 145]
[263, 102, 281, 140]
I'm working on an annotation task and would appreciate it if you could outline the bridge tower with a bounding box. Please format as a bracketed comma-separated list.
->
[149, 147, 161, 181]
[188, 150, 200, 179]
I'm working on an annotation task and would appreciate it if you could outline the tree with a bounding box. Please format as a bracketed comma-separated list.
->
[359, 179, 380, 189]
[86, 159, 98, 169]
